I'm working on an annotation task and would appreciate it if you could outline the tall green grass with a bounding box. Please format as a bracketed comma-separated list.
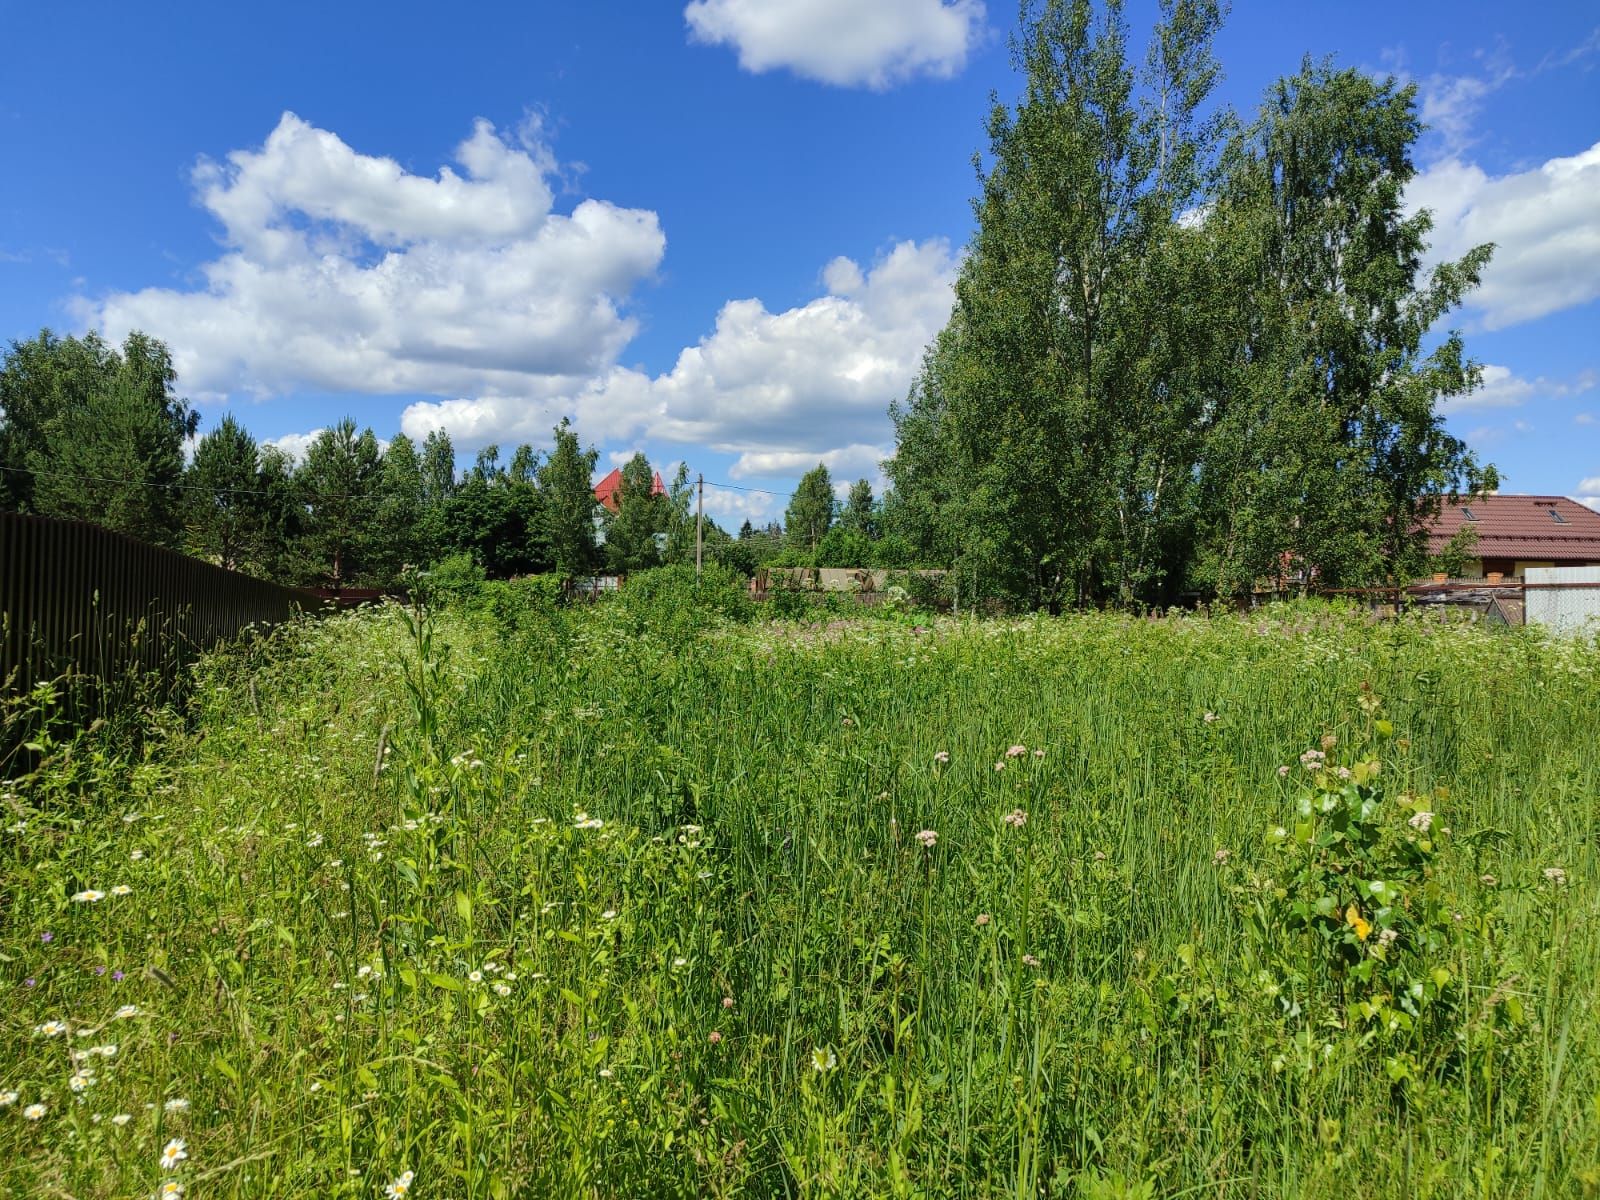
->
[2, 591, 1596, 1197]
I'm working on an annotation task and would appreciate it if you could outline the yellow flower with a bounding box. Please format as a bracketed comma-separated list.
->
[1345, 903, 1372, 941]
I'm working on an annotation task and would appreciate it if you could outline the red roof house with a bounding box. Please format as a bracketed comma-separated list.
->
[1425, 495, 1600, 577]
[593, 467, 665, 513]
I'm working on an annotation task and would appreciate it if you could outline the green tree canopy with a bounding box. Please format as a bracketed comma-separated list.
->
[297, 419, 383, 586]
[186, 415, 261, 570]
[604, 452, 665, 574]
[538, 419, 599, 580]
[889, 1, 1496, 608]
[1, 329, 197, 545]
[785, 464, 835, 557]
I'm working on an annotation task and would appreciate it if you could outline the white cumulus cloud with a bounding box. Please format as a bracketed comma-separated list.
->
[1408, 140, 1600, 330]
[84, 113, 665, 404]
[1441, 364, 1596, 412]
[684, 0, 985, 88]
[403, 238, 960, 478]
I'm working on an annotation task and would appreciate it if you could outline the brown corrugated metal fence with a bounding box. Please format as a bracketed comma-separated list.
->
[2, 512, 317, 711]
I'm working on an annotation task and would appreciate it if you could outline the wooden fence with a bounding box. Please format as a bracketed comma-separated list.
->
[1, 512, 317, 710]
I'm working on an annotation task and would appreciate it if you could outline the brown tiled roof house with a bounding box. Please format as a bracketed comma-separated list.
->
[1426, 495, 1600, 578]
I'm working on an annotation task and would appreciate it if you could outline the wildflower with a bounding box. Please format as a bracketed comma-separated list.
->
[915, 829, 938, 848]
[811, 1047, 837, 1073]
[600, 909, 618, 920]
[305, 833, 324, 849]
[1336, 766, 1352, 780]
[1032, 748, 1044, 758]
[993, 761, 1006, 772]
[159, 1138, 188, 1169]
[35, 1020, 67, 1037]
[933, 751, 950, 765]
[112, 1113, 132, 1126]
[1021, 954, 1041, 968]
[1377, 928, 1399, 949]
[1203, 711, 1217, 723]
[1407, 810, 1434, 833]
[154, 1182, 185, 1199]
[975, 913, 991, 927]
[573, 814, 604, 830]
[110, 884, 133, 896]
[493, 983, 511, 997]
[385, 1170, 416, 1198]
[0, 1091, 16, 1106]
[1003, 809, 1027, 829]
[1299, 749, 1325, 771]
[1005, 744, 1028, 758]
[41, 931, 53, 943]
[1479, 873, 1497, 887]
[1543, 867, 1568, 886]
[130, 850, 145, 861]
[1277, 765, 1290, 778]
[598, 1068, 614, 1078]
[467, 971, 483, 984]
[23, 1103, 46, 1120]
[672, 956, 688, 968]
[1212, 847, 1232, 865]
[72, 889, 106, 903]
[722, 996, 735, 1009]
[708, 1030, 723, 1044]
[114, 1005, 140, 1020]
[163, 1098, 190, 1114]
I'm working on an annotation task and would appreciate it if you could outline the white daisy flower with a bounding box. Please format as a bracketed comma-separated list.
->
[163, 1098, 190, 1113]
[385, 1169, 416, 1198]
[114, 1005, 141, 1020]
[159, 1137, 188, 1169]
[35, 1020, 67, 1037]
[112, 1112, 133, 1126]
[23, 1103, 46, 1120]
[72, 889, 106, 903]
[111, 884, 133, 896]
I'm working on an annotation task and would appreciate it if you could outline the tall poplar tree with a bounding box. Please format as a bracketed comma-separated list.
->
[1193, 62, 1496, 592]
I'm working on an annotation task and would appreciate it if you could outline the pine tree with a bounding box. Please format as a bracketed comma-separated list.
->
[785, 464, 835, 557]
[186, 415, 261, 570]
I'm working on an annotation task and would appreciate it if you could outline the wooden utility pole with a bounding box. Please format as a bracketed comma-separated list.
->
[695, 473, 704, 583]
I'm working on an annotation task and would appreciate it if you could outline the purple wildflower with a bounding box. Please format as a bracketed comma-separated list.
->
[41, 932, 53, 944]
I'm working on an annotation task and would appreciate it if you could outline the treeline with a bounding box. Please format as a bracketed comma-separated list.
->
[886, 0, 1497, 609]
[0, 327, 949, 587]
[0, 331, 755, 587]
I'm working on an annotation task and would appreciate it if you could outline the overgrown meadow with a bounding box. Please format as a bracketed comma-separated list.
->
[4, 577, 1598, 1198]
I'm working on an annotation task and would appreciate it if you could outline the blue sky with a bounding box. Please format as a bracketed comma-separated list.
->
[1, 0, 1596, 525]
